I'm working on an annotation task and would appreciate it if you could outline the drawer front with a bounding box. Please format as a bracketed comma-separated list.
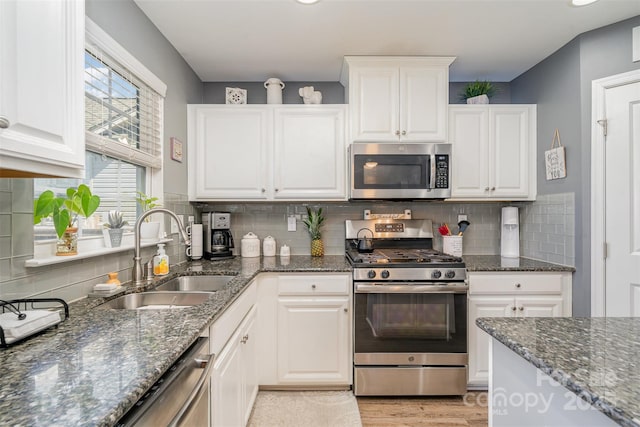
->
[278, 274, 350, 295]
[469, 273, 563, 295]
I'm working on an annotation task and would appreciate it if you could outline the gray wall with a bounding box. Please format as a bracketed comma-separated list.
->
[204, 81, 512, 105]
[203, 82, 345, 104]
[0, 0, 203, 302]
[511, 15, 640, 316]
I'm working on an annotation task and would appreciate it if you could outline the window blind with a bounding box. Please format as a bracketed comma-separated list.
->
[84, 45, 163, 169]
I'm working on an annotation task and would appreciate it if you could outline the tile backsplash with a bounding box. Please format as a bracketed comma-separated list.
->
[0, 178, 194, 302]
[197, 201, 506, 256]
[0, 177, 575, 302]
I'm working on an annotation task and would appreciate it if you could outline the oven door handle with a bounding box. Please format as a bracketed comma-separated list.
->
[355, 283, 468, 294]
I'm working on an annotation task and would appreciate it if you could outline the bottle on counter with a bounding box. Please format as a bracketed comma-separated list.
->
[153, 244, 169, 276]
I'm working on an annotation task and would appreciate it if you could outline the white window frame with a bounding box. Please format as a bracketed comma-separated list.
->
[27, 18, 167, 265]
[85, 17, 165, 208]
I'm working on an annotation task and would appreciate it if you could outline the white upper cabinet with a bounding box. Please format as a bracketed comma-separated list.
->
[449, 105, 536, 200]
[188, 105, 347, 201]
[0, 0, 85, 178]
[340, 56, 455, 143]
[273, 106, 346, 200]
[188, 105, 271, 200]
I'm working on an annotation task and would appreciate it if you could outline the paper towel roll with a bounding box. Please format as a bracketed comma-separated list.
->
[187, 224, 203, 260]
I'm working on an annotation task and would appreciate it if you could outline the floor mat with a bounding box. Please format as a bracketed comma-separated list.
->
[247, 391, 363, 427]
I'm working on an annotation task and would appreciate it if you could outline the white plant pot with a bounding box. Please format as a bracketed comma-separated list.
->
[466, 94, 490, 104]
[140, 221, 160, 242]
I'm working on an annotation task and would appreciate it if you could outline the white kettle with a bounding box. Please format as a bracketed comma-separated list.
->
[264, 78, 285, 104]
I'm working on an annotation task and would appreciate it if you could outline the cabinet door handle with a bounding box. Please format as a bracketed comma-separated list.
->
[484, 187, 490, 191]
[491, 187, 496, 191]
[395, 130, 400, 136]
[261, 188, 266, 193]
[311, 284, 317, 289]
[511, 306, 516, 311]
[515, 283, 521, 288]
[401, 130, 406, 135]
[343, 307, 348, 313]
[275, 188, 279, 192]
[0, 116, 10, 129]
[518, 306, 524, 311]
[241, 334, 249, 344]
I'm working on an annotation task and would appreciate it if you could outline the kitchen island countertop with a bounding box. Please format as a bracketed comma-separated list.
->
[463, 255, 575, 272]
[0, 255, 351, 427]
[477, 317, 640, 427]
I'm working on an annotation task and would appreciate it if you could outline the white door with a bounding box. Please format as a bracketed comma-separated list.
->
[188, 106, 271, 200]
[349, 66, 399, 142]
[211, 328, 244, 427]
[490, 106, 531, 199]
[277, 296, 350, 384]
[516, 296, 563, 318]
[449, 106, 490, 198]
[467, 296, 514, 386]
[241, 306, 258, 426]
[400, 66, 447, 142]
[603, 80, 640, 316]
[273, 106, 346, 200]
[0, 0, 85, 178]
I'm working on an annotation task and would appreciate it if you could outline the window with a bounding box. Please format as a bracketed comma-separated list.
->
[34, 18, 166, 244]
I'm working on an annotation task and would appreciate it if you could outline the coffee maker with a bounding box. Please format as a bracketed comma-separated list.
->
[203, 212, 234, 260]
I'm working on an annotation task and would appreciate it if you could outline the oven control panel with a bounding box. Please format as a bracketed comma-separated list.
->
[374, 223, 404, 233]
[354, 267, 467, 282]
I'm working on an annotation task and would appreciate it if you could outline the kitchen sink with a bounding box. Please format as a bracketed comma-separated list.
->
[153, 275, 236, 292]
[96, 291, 213, 310]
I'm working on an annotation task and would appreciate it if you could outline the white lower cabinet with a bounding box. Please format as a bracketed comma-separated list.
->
[258, 273, 353, 387]
[277, 296, 350, 384]
[467, 272, 572, 388]
[210, 281, 258, 427]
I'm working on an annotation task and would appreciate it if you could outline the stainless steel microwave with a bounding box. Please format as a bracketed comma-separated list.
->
[349, 142, 452, 200]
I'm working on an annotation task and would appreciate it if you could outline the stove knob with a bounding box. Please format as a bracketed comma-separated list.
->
[381, 270, 390, 279]
[432, 270, 442, 279]
[367, 270, 377, 279]
[445, 270, 456, 279]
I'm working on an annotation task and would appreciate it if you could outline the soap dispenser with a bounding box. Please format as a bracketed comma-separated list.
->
[153, 244, 169, 276]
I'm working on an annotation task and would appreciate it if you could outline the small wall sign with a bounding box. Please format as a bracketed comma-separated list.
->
[170, 137, 183, 162]
[545, 129, 567, 180]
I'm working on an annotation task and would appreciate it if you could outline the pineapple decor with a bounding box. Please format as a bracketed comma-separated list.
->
[303, 207, 325, 257]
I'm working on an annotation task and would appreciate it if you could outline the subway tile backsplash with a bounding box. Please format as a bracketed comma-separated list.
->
[0, 177, 574, 302]
[0, 179, 194, 302]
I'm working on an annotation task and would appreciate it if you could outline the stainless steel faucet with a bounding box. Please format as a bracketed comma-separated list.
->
[132, 208, 191, 287]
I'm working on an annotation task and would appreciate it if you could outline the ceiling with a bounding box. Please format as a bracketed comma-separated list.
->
[134, 0, 640, 83]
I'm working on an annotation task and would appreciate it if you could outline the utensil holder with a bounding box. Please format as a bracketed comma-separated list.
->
[443, 235, 463, 257]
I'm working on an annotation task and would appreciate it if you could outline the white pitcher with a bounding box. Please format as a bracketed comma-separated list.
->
[264, 78, 285, 104]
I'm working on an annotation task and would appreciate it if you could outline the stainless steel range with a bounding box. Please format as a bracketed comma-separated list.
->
[346, 219, 468, 396]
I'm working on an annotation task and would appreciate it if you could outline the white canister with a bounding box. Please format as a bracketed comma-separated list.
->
[263, 236, 276, 257]
[241, 232, 261, 258]
[264, 78, 285, 104]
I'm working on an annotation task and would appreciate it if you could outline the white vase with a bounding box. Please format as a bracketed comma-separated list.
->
[140, 221, 160, 242]
[466, 94, 490, 104]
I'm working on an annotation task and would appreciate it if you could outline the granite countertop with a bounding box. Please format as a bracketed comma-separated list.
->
[0, 255, 351, 427]
[477, 317, 640, 427]
[463, 255, 576, 272]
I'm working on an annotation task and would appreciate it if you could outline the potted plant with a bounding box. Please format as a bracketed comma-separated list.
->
[302, 207, 325, 257]
[33, 184, 101, 256]
[460, 80, 497, 104]
[136, 191, 161, 241]
[103, 210, 128, 248]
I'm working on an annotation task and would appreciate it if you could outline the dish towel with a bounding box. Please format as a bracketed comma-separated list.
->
[0, 310, 62, 344]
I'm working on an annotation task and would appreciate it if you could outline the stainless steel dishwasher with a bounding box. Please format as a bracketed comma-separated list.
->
[116, 337, 214, 426]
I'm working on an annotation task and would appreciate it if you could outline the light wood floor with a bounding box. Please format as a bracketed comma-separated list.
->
[357, 392, 488, 427]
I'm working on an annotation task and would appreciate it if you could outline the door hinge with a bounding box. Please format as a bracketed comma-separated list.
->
[597, 119, 608, 137]
[603, 242, 608, 259]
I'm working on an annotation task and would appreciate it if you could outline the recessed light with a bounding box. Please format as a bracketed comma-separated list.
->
[571, 0, 599, 6]
[296, 0, 320, 4]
